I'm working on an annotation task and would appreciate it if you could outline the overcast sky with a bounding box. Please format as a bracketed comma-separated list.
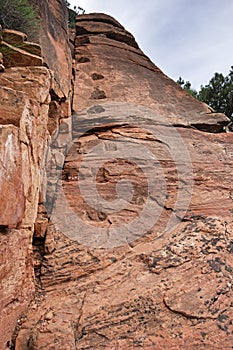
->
[69, 0, 233, 90]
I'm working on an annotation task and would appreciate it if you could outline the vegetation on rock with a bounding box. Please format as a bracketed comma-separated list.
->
[65, 1, 85, 28]
[177, 77, 198, 99]
[177, 66, 233, 120]
[0, 0, 39, 41]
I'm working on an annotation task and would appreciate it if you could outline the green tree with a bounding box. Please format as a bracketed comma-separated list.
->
[64, 2, 85, 28]
[67, 8, 77, 28]
[177, 67, 233, 120]
[177, 76, 198, 98]
[198, 67, 233, 120]
[0, 0, 39, 41]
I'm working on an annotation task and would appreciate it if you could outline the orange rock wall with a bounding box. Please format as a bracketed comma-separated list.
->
[14, 13, 233, 350]
[29, 0, 73, 99]
[0, 1, 73, 348]
[0, 5, 233, 350]
[0, 67, 52, 349]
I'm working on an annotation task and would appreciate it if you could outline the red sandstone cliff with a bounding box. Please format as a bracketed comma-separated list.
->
[0, 1, 73, 348]
[0, 4, 232, 350]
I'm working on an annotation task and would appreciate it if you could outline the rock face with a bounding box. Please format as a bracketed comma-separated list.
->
[12, 12, 233, 350]
[0, 8, 232, 350]
[1, 28, 41, 55]
[29, 0, 73, 101]
[0, 29, 43, 68]
[0, 66, 53, 349]
[0, 2, 73, 348]
[0, 125, 24, 227]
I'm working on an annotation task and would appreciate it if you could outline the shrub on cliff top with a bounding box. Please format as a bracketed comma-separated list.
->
[0, 0, 39, 41]
[177, 66, 233, 121]
[65, 1, 85, 28]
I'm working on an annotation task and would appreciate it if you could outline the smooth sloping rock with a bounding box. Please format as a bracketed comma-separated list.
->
[29, 0, 73, 98]
[76, 20, 139, 48]
[73, 19, 228, 129]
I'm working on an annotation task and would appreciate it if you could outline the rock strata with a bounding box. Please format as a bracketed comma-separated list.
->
[0, 29, 43, 68]
[14, 12, 232, 350]
[0, 2, 74, 348]
[0, 66, 53, 349]
[0, 7, 232, 350]
[29, 0, 73, 100]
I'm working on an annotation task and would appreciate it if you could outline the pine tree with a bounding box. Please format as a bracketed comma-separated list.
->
[177, 66, 233, 120]
[0, 0, 39, 41]
[198, 67, 233, 120]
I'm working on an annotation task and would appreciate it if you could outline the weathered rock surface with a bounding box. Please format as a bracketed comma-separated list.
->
[0, 52, 4, 71]
[1, 29, 41, 57]
[0, 29, 43, 68]
[0, 125, 24, 227]
[0, 41, 43, 68]
[0, 1, 75, 347]
[20, 42, 42, 57]
[2, 29, 27, 45]
[29, 0, 73, 100]
[13, 12, 233, 350]
[0, 66, 53, 349]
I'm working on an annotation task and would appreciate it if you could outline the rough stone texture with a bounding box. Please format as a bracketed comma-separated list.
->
[14, 13, 233, 350]
[0, 41, 43, 68]
[0, 52, 5, 71]
[0, 1, 75, 347]
[0, 29, 43, 68]
[0, 125, 24, 227]
[0, 228, 35, 350]
[2, 29, 27, 45]
[29, 0, 73, 99]
[0, 67, 52, 349]
[20, 42, 42, 57]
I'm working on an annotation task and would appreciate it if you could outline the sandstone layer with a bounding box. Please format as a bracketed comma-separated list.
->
[29, 0, 73, 101]
[0, 28, 43, 69]
[0, 7, 232, 350]
[14, 12, 233, 350]
[0, 66, 52, 349]
[0, 1, 73, 348]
